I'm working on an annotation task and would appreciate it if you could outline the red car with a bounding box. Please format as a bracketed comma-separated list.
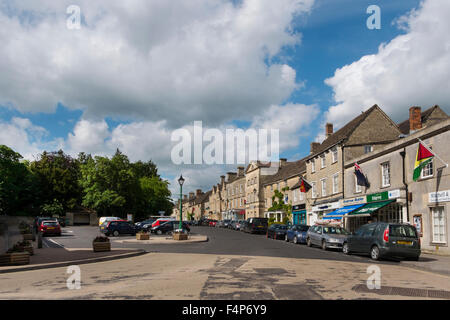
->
[209, 220, 217, 227]
[39, 220, 62, 236]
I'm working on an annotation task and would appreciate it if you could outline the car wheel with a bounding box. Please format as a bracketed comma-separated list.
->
[293, 236, 298, 244]
[370, 245, 380, 261]
[307, 238, 311, 247]
[321, 240, 327, 250]
[113, 230, 120, 237]
[342, 242, 350, 255]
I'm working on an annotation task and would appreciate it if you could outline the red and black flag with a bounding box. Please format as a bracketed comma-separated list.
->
[354, 162, 369, 187]
[299, 177, 312, 193]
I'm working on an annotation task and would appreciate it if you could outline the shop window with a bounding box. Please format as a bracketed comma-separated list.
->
[431, 207, 446, 244]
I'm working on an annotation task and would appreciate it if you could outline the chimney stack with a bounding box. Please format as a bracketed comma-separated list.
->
[226, 172, 237, 182]
[183, 195, 187, 201]
[220, 175, 225, 185]
[409, 106, 422, 132]
[310, 142, 320, 154]
[279, 158, 287, 168]
[189, 192, 194, 199]
[237, 166, 245, 177]
[326, 123, 334, 138]
[196, 189, 202, 196]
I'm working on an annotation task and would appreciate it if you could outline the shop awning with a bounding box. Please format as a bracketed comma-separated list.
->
[323, 204, 365, 220]
[347, 200, 394, 217]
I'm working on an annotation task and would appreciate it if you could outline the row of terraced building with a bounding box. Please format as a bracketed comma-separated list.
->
[172, 104, 450, 255]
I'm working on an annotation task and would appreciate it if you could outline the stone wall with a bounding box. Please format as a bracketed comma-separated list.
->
[0, 216, 34, 255]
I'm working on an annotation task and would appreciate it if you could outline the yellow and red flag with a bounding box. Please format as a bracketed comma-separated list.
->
[413, 143, 434, 181]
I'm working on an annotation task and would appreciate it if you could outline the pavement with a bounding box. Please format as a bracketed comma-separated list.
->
[113, 233, 208, 245]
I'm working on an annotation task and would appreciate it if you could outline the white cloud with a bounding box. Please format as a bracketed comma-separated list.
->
[324, 0, 450, 128]
[0, 0, 314, 127]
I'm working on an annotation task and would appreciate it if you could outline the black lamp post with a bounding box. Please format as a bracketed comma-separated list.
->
[178, 175, 185, 231]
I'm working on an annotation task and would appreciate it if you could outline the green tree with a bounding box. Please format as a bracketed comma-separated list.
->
[137, 176, 173, 220]
[29, 150, 81, 211]
[268, 187, 292, 225]
[41, 199, 65, 217]
[0, 145, 40, 216]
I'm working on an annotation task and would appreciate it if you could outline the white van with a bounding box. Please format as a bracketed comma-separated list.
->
[99, 216, 121, 226]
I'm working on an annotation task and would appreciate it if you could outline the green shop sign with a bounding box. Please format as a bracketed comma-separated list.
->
[366, 191, 389, 203]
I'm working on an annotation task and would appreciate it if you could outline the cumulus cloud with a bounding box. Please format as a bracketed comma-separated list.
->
[324, 0, 450, 128]
[0, 0, 314, 127]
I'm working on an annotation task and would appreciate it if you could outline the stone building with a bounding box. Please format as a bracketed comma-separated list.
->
[222, 167, 246, 220]
[341, 107, 449, 254]
[263, 159, 307, 223]
[304, 105, 402, 225]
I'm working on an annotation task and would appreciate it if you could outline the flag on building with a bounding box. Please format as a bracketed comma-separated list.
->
[299, 177, 312, 193]
[413, 143, 434, 181]
[354, 162, 369, 187]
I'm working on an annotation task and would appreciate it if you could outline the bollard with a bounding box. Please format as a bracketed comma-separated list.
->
[37, 231, 43, 249]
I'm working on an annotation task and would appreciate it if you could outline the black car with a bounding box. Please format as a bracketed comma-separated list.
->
[151, 220, 190, 235]
[100, 220, 137, 237]
[267, 224, 289, 240]
[242, 218, 268, 234]
[135, 219, 156, 231]
[343, 222, 421, 261]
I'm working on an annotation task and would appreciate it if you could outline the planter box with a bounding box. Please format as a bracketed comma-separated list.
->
[22, 234, 33, 241]
[136, 233, 150, 240]
[173, 233, 188, 241]
[23, 246, 34, 256]
[92, 241, 111, 252]
[0, 252, 30, 266]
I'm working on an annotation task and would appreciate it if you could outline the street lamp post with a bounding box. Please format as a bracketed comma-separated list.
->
[178, 175, 185, 231]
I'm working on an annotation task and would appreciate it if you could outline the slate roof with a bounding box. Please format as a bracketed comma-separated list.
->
[262, 158, 307, 186]
[397, 105, 449, 134]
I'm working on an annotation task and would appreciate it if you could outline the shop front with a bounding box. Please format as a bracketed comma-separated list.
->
[292, 204, 306, 225]
[344, 189, 405, 232]
[309, 200, 341, 226]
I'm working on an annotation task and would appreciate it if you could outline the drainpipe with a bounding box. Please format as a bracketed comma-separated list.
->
[400, 149, 410, 223]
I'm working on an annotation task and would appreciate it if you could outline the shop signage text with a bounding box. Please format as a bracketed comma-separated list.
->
[429, 190, 450, 203]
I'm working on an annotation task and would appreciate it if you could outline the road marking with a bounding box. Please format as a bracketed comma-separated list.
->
[48, 238, 64, 248]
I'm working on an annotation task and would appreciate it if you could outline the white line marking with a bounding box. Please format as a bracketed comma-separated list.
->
[48, 238, 64, 248]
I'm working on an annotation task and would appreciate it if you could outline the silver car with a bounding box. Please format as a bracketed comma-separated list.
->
[306, 225, 349, 250]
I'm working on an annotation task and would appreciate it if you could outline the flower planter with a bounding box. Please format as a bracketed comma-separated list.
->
[136, 233, 150, 240]
[22, 234, 33, 241]
[22, 246, 34, 256]
[0, 252, 30, 266]
[92, 241, 111, 252]
[173, 233, 188, 241]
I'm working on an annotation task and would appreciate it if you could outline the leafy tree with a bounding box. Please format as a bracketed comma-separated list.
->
[0, 145, 40, 216]
[137, 176, 173, 220]
[41, 199, 65, 217]
[131, 160, 159, 179]
[268, 187, 292, 224]
[29, 150, 81, 211]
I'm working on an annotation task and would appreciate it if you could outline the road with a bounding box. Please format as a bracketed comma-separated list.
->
[1, 226, 449, 300]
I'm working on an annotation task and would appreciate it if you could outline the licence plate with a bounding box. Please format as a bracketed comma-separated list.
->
[47, 227, 55, 230]
[397, 241, 413, 245]
[257, 226, 263, 228]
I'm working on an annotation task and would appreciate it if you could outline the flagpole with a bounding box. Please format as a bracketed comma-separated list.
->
[417, 138, 448, 168]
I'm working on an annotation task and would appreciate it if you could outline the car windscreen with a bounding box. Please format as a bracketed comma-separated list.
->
[323, 227, 348, 234]
[298, 225, 309, 232]
[43, 221, 58, 226]
[389, 225, 417, 238]
[276, 225, 288, 230]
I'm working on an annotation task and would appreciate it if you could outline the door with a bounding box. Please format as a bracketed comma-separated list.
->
[312, 226, 322, 245]
[350, 225, 367, 252]
[360, 223, 377, 253]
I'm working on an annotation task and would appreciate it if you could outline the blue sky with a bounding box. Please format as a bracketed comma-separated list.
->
[1, 0, 448, 194]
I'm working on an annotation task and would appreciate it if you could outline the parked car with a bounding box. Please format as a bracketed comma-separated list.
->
[100, 220, 137, 237]
[235, 220, 244, 231]
[240, 220, 249, 232]
[215, 220, 224, 228]
[209, 220, 218, 227]
[229, 220, 239, 230]
[242, 218, 268, 234]
[267, 224, 289, 240]
[286, 224, 310, 244]
[151, 220, 190, 235]
[151, 218, 175, 228]
[39, 220, 61, 237]
[56, 217, 66, 228]
[222, 220, 232, 228]
[135, 219, 156, 231]
[99, 216, 121, 227]
[343, 222, 421, 261]
[34, 217, 56, 233]
[306, 225, 349, 250]
[198, 218, 210, 226]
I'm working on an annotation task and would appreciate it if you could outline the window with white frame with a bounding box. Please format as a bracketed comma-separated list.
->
[431, 207, 446, 244]
[240, 184, 243, 193]
[332, 148, 338, 163]
[364, 145, 373, 154]
[355, 175, 362, 193]
[321, 155, 326, 169]
[321, 179, 327, 197]
[293, 189, 298, 202]
[311, 160, 316, 173]
[332, 173, 339, 194]
[299, 190, 304, 201]
[311, 182, 317, 198]
[381, 162, 391, 187]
